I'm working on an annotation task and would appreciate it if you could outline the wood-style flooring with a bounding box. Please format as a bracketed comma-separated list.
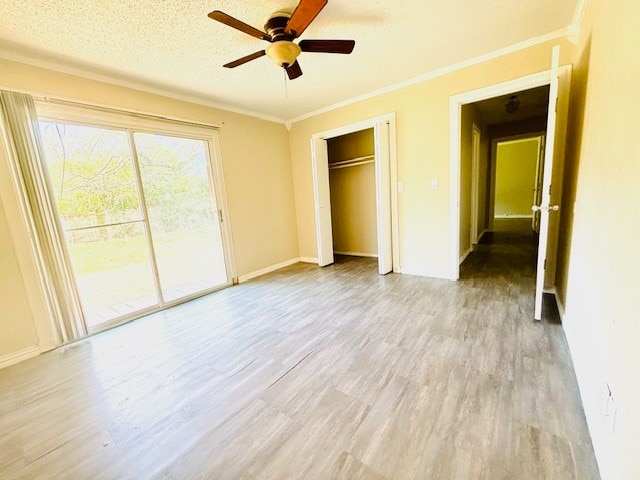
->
[0, 219, 600, 479]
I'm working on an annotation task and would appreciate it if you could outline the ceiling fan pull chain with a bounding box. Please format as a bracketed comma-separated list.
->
[284, 68, 288, 99]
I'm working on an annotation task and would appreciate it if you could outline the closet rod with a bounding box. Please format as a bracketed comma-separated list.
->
[328, 155, 375, 170]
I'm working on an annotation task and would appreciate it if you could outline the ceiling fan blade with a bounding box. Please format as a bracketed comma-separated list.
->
[208, 11, 271, 41]
[285, 0, 328, 38]
[285, 61, 303, 80]
[299, 39, 355, 54]
[223, 50, 266, 68]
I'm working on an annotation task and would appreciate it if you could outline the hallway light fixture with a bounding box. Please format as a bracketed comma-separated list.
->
[505, 95, 520, 114]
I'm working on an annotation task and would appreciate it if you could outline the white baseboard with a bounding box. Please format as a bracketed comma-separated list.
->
[38, 339, 58, 353]
[238, 258, 300, 283]
[333, 251, 378, 258]
[299, 257, 318, 264]
[494, 214, 533, 219]
[399, 266, 451, 280]
[459, 246, 473, 265]
[0, 345, 39, 370]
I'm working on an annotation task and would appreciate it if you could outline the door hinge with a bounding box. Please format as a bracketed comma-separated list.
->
[544, 259, 547, 270]
[219, 209, 223, 222]
[555, 97, 558, 113]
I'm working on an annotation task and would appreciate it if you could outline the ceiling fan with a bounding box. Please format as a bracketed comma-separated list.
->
[208, 0, 355, 80]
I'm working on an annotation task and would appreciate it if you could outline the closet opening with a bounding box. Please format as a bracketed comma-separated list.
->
[310, 113, 398, 275]
[327, 129, 377, 268]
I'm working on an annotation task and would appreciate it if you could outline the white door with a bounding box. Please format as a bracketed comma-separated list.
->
[375, 122, 392, 274]
[532, 136, 545, 233]
[534, 46, 570, 320]
[311, 137, 334, 267]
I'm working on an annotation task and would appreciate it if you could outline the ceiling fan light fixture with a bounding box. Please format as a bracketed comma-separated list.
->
[266, 41, 301, 67]
[505, 95, 521, 114]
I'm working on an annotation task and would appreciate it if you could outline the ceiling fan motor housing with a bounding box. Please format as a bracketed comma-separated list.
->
[264, 12, 293, 41]
[264, 12, 300, 67]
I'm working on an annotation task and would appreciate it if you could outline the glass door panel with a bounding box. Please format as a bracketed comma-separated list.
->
[64, 223, 158, 327]
[39, 121, 158, 327]
[134, 133, 228, 302]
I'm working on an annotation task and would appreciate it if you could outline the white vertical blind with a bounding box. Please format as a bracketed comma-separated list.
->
[0, 91, 86, 342]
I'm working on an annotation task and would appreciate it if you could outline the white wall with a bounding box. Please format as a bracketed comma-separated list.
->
[556, 0, 640, 478]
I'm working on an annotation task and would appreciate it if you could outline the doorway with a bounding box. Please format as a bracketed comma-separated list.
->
[327, 128, 378, 259]
[311, 113, 398, 275]
[492, 135, 545, 232]
[450, 50, 572, 319]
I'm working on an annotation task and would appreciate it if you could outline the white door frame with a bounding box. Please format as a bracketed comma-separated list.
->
[310, 112, 399, 273]
[448, 65, 571, 280]
[470, 123, 481, 246]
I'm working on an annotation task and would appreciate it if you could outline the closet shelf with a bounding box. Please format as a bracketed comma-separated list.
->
[328, 155, 375, 170]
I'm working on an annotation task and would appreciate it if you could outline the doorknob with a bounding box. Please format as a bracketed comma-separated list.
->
[532, 204, 560, 212]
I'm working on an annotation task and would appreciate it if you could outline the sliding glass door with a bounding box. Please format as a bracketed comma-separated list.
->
[37, 116, 230, 331]
[134, 132, 228, 302]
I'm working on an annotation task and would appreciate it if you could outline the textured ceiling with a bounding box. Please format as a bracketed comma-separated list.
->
[0, 0, 579, 122]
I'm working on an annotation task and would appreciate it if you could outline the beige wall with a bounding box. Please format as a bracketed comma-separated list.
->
[328, 129, 377, 256]
[289, 38, 574, 278]
[0, 199, 39, 359]
[0, 58, 299, 363]
[494, 139, 539, 217]
[555, 0, 640, 478]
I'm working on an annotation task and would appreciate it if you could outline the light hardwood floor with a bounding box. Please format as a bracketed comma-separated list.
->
[0, 220, 600, 479]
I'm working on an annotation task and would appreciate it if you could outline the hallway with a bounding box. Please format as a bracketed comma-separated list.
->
[0, 223, 599, 479]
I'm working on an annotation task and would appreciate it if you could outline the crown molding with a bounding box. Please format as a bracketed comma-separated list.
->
[1, 3, 586, 128]
[0, 44, 286, 125]
[286, 27, 572, 125]
[567, 0, 589, 44]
